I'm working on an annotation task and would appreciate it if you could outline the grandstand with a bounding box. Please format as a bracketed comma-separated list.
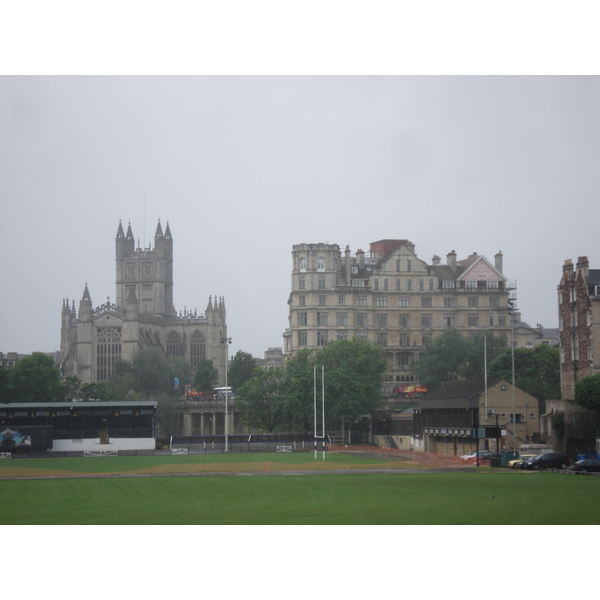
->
[0, 401, 157, 453]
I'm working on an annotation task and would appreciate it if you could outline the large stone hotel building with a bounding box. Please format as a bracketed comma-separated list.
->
[283, 239, 513, 394]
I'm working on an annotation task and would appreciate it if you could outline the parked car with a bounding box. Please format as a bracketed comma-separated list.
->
[508, 454, 537, 468]
[478, 451, 501, 461]
[568, 458, 600, 473]
[461, 450, 478, 461]
[521, 452, 571, 470]
[460, 450, 487, 461]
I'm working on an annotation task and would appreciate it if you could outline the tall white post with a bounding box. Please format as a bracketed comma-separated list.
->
[511, 306, 517, 451]
[221, 336, 232, 452]
[484, 335, 488, 418]
[322, 364, 325, 460]
[314, 365, 317, 460]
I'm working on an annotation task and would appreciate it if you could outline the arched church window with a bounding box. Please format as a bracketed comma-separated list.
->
[97, 327, 122, 382]
[190, 331, 206, 368]
[166, 330, 182, 357]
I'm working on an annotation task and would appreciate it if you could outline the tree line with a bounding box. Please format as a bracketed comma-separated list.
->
[0, 340, 388, 436]
[234, 338, 387, 432]
[2, 332, 583, 435]
[413, 329, 561, 412]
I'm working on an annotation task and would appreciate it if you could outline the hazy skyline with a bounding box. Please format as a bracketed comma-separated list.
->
[1, 76, 599, 359]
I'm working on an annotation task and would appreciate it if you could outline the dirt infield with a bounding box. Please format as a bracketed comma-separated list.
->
[0, 459, 427, 480]
[0, 445, 485, 480]
[329, 445, 481, 468]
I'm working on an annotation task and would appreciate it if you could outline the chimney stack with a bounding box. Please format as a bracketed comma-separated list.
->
[356, 249, 365, 268]
[495, 251, 503, 273]
[345, 245, 351, 283]
[447, 250, 457, 273]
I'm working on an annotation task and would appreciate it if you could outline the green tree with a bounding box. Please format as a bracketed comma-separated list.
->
[315, 338, 387, 428]
[167, 356, 194, 395]
[281, 348, 316, 431]
[154, 392, 179, 437]
[80, 382, 112, 401]
[461, 334, 508, 379]
[237, 367, 286, 432]
[488, 344, 560, 409]
[62, 375, 82, 401]
[574, 373, 600, 433]
[6, 353, 64, 402]
[132, 348, 171, 394]
[414, 331, 508, 392]
[0, 365, 12, 402]
[228, 350, 256, 392]
[413, 330, 469, 391]
[193, 358, 219, 392]
[107, 372, 142, 401]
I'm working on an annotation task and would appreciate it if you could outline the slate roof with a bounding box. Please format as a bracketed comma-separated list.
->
[418, 378, 504, 410]
[588, 269, 600, 286]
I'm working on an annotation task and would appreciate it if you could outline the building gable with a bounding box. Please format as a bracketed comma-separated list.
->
[457, 256, 506, 282]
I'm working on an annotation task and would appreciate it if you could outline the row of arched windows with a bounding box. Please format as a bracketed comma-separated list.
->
[166, 330, 206, 367]
[96, 328, 208, 381]
[299, 257, 326, 271]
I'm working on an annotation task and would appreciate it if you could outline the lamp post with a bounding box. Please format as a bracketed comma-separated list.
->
[221, 336, 232, 452]
[508, 296, 517, 451]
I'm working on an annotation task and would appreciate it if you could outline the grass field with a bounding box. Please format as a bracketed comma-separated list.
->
[1, 452, 599, 524]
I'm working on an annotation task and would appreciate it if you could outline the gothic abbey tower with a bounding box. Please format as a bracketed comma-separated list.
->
[60, 220, 227, 385]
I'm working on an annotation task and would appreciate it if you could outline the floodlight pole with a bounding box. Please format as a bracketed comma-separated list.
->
[509, 296, 517, 452]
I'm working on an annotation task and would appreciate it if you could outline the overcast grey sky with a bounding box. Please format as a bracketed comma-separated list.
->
[1, 75, 599, 358]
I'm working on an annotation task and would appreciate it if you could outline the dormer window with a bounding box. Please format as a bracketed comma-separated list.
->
[351, 266, 358, 274]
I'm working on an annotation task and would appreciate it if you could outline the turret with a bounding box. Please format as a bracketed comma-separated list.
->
[116, 220, 135, 259]
[78, 283, 93, 321]
[154, 219, 173, 259]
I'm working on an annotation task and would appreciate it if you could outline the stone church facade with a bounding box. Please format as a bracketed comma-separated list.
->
[60, 220, 227, 385]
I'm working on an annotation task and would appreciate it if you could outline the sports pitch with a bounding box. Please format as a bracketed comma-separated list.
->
[1, 452, 599, 524]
